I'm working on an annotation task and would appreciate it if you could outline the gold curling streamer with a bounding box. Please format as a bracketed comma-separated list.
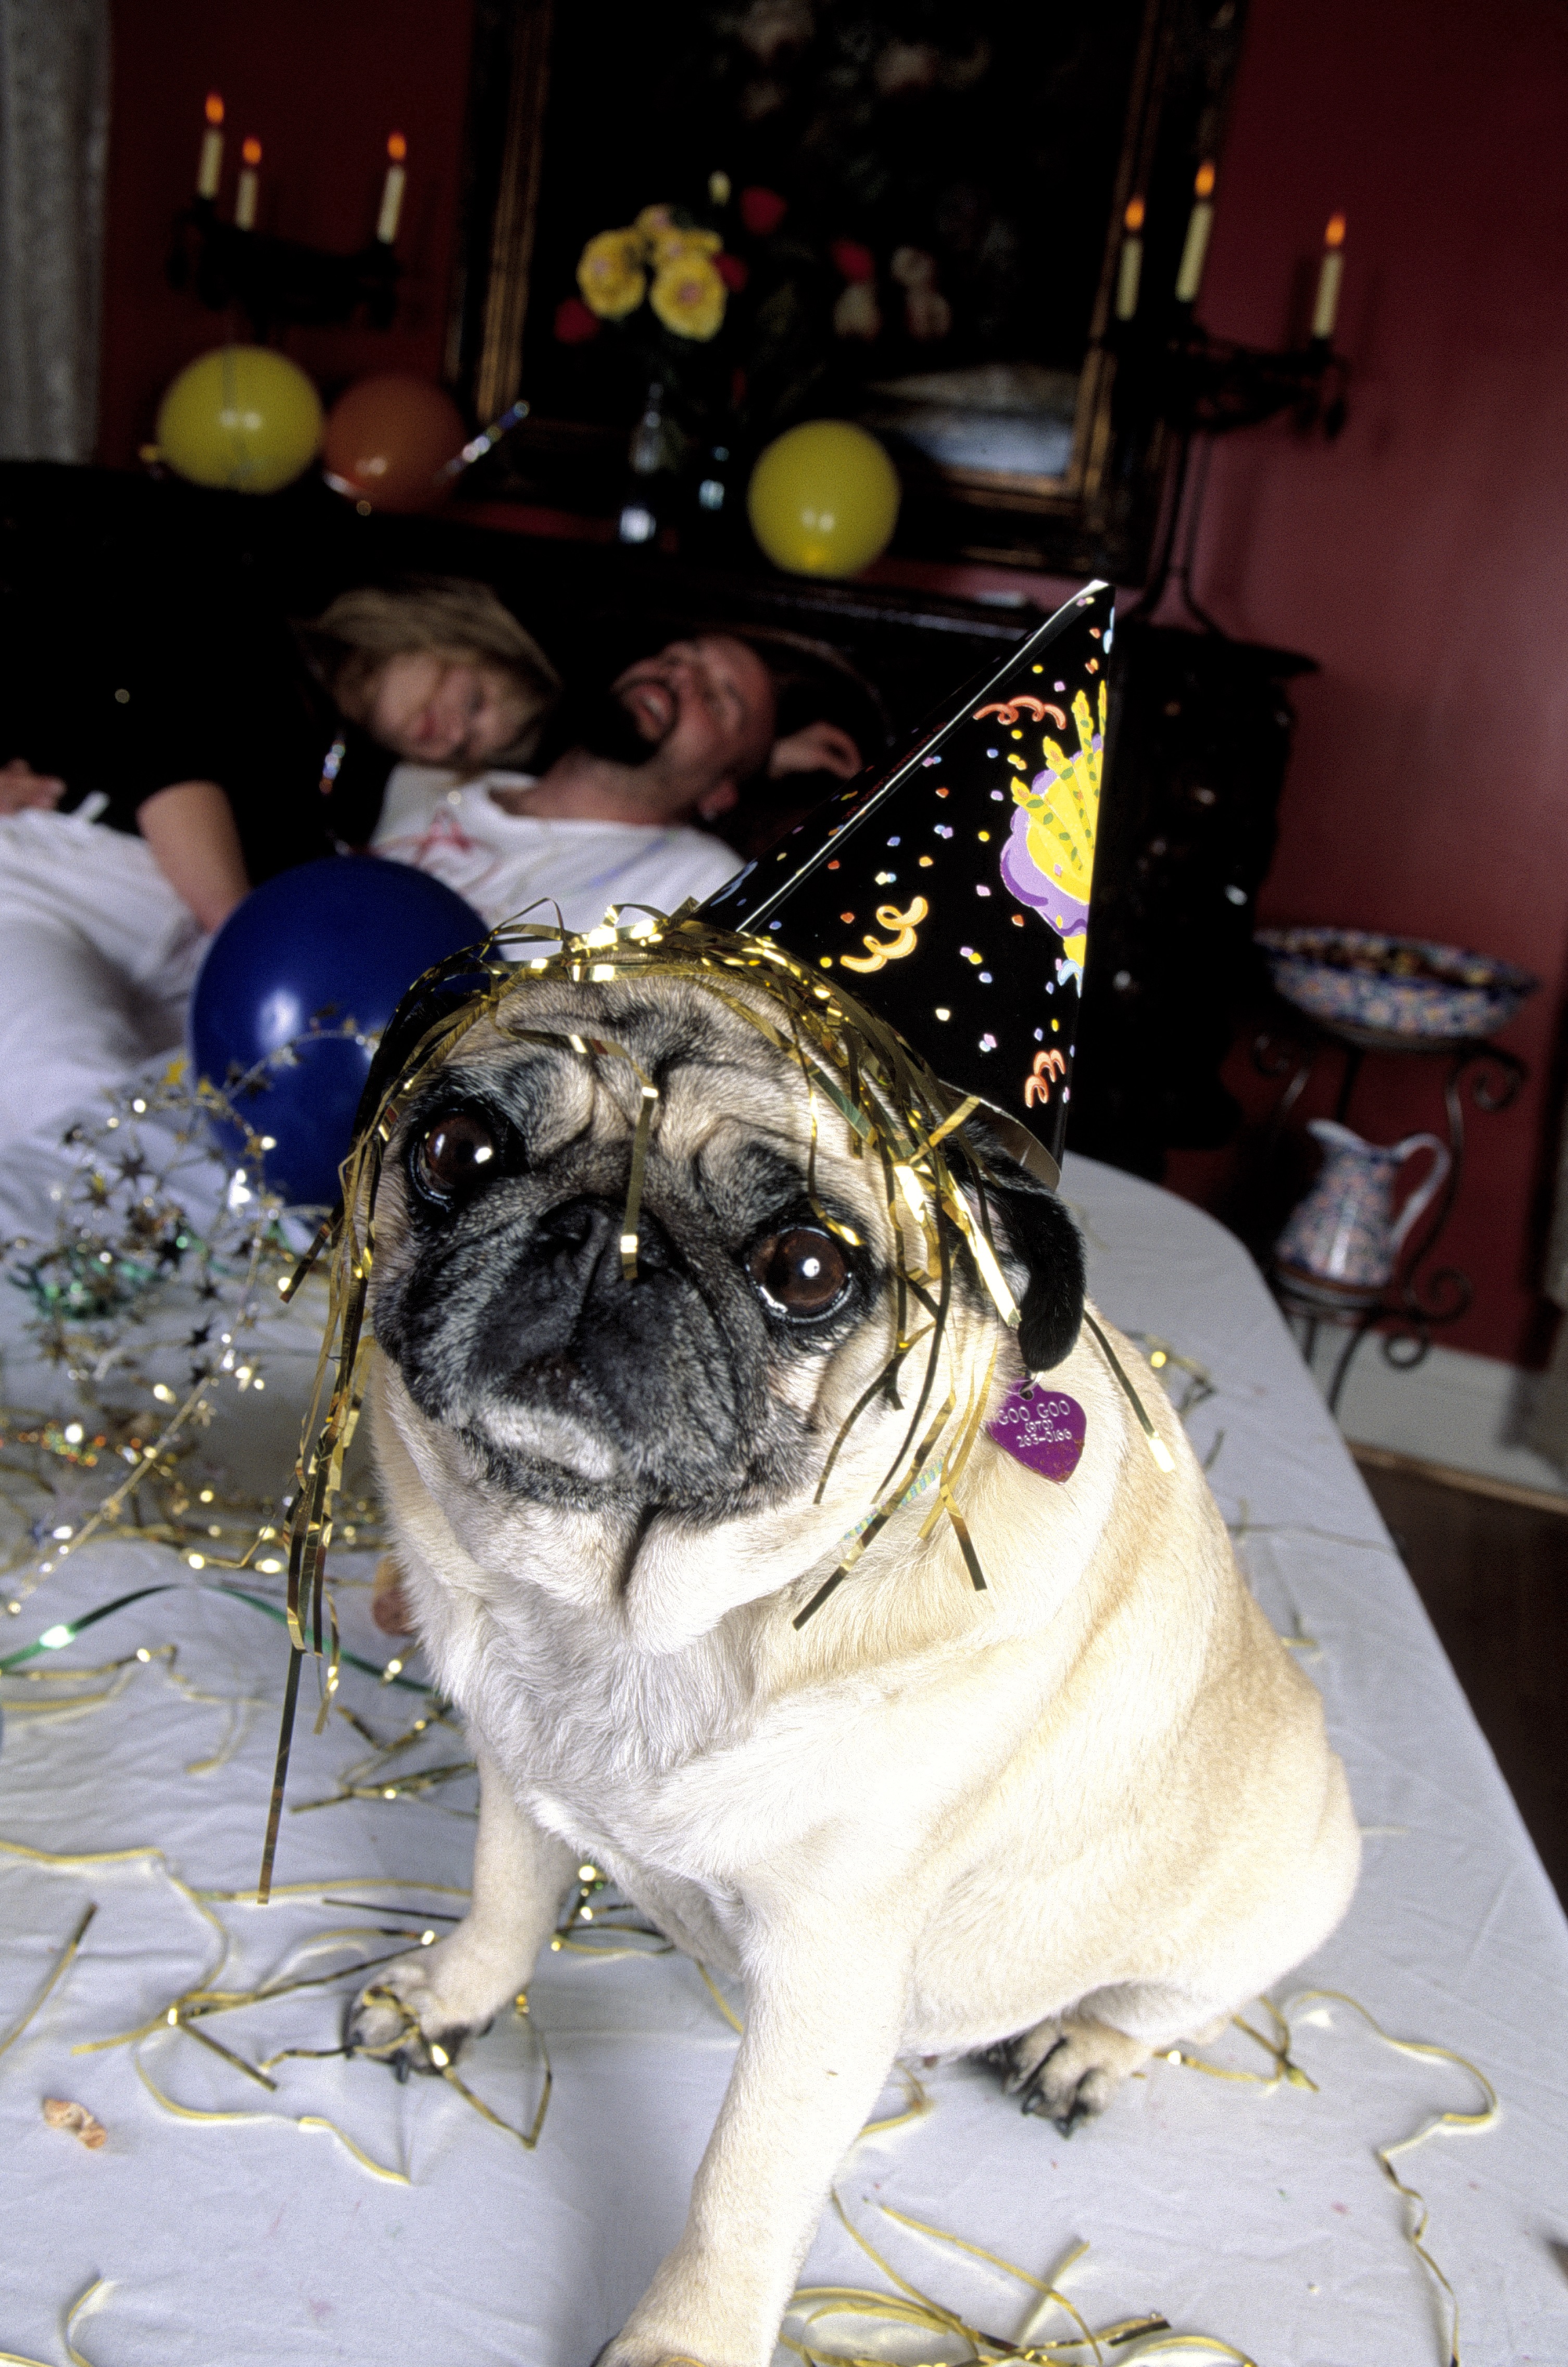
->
[0, 1832, 1504, 2357]
[1082, 1309, 1175, 1473]
[0, 1901, 95, 2063]
[784, 1994, 1500, 2367]
[1291, 1988, 1498, 2367]
[695, 1960, 744, 2033]
[131, 2046, 410, 2184]
[0, 2274, 111, 2367]
[1160, 1987, 1498, 2367]
[0, 1840, 547, 2174]
[776, 2192, 1224, 2366]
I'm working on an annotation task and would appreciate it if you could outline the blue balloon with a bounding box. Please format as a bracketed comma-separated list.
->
[191, 857, 486, 1205]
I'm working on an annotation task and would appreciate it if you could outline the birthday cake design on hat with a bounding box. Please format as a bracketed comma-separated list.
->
[701, 581, 1112, 1183]
[997, 681, 1104, 988]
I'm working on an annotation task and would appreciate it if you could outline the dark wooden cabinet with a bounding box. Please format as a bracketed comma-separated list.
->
[1069, 618, 1313, 1177]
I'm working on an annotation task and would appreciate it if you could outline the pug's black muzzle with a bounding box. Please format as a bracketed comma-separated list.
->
[476, 1193, 741, 1451]
[376, 1187, 789, 1509]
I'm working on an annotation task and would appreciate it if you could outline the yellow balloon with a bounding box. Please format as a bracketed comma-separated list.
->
[747, 420, 900, 577]
[156, 345, 323, 495]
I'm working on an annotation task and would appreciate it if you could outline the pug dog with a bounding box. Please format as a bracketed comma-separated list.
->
[348, 971, 1359, 2367]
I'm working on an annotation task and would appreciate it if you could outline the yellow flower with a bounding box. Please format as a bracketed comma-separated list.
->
[634, 203, 676, 242]
[649, 252, 727, 340]
[649, 224, 723, 267]
[577, 228, 646, 320]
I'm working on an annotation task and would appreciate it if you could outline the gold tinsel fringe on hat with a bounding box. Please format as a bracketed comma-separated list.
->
[258, 903, 1043, 1896]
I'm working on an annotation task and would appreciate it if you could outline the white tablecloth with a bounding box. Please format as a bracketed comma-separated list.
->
[2, 1151, 1565, 2367]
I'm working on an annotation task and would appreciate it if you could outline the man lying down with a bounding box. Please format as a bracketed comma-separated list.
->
[0, 579, 873, 1158]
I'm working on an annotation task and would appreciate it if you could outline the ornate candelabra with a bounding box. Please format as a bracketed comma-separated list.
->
[1159, 320, 1349, 442]
[1123, 315, 1349, 633]
[167, 197, 402, 340]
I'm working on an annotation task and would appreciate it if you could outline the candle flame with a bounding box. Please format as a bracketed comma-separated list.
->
[1325, 211, 1346, 248]
[205, 93, 224, 126]
[1194, 160, 1216, 198]
[1124, 195, 1146, 233]
[241, 137, 262, 166]
[387, 132, 407, 162]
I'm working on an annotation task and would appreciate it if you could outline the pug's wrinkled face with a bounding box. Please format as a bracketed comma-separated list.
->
[371, 978, 1083, 1539]
[372, 980, 907, 1526]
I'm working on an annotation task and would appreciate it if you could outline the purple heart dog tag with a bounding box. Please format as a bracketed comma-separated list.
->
[986, 1379, 1086, 1483]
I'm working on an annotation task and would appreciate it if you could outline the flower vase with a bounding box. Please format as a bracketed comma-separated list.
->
[618, 381, 683, 549]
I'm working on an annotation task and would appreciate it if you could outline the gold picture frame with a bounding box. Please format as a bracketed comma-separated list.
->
[448, 0, 1248, 579]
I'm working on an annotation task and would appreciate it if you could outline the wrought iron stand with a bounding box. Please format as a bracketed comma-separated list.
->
[1253, 1011, 1527, 1412]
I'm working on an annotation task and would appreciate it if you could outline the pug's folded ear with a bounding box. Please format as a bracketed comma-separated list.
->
[960, 1135, 1086, 1373]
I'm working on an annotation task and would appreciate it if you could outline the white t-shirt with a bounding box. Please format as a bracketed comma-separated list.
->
[370, 765, 741, 933]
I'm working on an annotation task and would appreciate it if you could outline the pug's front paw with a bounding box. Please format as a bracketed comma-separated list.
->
[997, 2013, 1149, 2135]
[345, 1949, 489, 2080]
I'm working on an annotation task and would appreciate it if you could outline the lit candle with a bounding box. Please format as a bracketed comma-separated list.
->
[377, 134, 407, 245]
[1115, 195, 1146, 320]
[1311, 211, 1347, 343]
[1174, 160, 1216, 303]
[196, 92, 224, 200]
[234, 137, 261, 231]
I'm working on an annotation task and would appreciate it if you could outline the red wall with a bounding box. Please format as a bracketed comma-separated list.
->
[1156, 0, 1568, 1365]
[865, 0, 1568, 1367]
[98, 0, 473, 467]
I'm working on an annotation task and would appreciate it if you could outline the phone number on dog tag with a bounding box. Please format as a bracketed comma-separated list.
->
[986, 1379, 1086, 1483]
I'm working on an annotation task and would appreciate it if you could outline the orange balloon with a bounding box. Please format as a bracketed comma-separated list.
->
[322, 375, 467, 513]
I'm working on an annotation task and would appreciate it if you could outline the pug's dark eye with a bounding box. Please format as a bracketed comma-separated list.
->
[415, 1110, 498, 1200]
[747, 1227, 850, 1317]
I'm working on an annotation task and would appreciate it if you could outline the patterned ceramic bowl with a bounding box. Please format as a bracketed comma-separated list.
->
[1257, 926, 1537, 1042]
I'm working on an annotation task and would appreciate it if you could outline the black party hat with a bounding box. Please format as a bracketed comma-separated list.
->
[701, 580, 1112, 1188]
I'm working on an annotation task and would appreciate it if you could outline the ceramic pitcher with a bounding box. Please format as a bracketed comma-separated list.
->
[1273, 1119, 1451, 1301]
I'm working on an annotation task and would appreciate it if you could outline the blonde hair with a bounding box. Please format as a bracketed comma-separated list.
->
[304, 577, 561, 767]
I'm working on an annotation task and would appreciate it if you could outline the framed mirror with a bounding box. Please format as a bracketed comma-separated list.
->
[449, 0, 1248, 580]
